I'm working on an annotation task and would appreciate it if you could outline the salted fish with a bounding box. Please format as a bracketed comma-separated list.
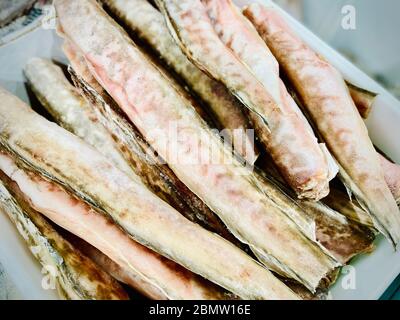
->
[24, 57, 235, 243]
[0, 86, 300, 299]
[0, 151, 234, 300]
[156, 0, 335, 200]
[104, 0, 257, 165]
[244, 3, 400, 245]
[54, 0, 339, 291]
[0, 172, 128, 300]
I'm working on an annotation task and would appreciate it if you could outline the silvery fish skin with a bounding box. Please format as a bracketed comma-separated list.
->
[0, 87, 299, 300]
[69, 65, 238, 245]
[0, 173, 128, 300]
[54, 0, 339, 292]
[103, 0, 257, 165]
[24, 57, 138, 182]
[244, 3, 400, 246]
[156, 0, 335, 201]
[0, 152, 229, 300]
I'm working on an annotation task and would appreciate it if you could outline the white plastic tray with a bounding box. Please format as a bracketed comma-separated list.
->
[0, 0, 399, 300]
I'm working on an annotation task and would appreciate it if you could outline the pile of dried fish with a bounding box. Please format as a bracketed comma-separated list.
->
[243, 2, 400, 245]
[1, 0, 399, 300]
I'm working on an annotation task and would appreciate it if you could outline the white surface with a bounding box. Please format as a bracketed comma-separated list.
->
[0, 0, 399, 300]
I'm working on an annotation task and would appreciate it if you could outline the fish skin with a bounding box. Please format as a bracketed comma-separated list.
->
[244, 3, 400, 246]
[24, 57, 138, 182]
[63, 237, 168, 300]
[63, 41, 106, 95]
[25, 57, 236, 244]
[0, 174, 129, 300]
[0, 152, 231, 300]
[156, 0, 334, 201]
[256, 156, 375, 264]
[54, 0, 339, 292]
[0, 87, 300, 300]
[103, 0, 257, 165]
[69, 65, 240, 245]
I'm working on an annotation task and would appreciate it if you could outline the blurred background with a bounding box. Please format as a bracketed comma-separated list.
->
[275, 0, 400, 98]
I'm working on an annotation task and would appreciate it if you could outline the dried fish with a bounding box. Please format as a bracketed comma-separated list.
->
[244, 3, 400, 246]
[24, 57, 235, 243]
[157, 0, 335, 200]
[103, 0, 257, 164]
[256, 157, 375, 264]
[0, 87, 300, 300]
[24, 57, 137, 181]
[0, 152, 232, 300]
[54, 0, 339, 292]
[0, 172, 128, 300]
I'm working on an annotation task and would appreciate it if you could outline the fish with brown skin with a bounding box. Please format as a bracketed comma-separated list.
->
[244, 3, 400, 246]
[54, 0, 340, 292]
[0, 174, 129, 300]
[103, 0, 258, 165]
[156, 0, 336, 201]
[0, 86, 301, 300]
[24, 57, 238, 245]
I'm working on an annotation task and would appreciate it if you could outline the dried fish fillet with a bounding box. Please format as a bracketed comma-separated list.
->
[55, 0, 339, 292]
[244, 3, 400, 245]
[157, 0, 334, 200]
[0, 152, 231, 300]
[0, 174, 128, 300]
[104, 0, 257, 164]
[0, 87, 300, 300]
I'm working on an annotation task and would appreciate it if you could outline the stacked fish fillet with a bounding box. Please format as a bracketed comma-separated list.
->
[1, 0, 400, 300]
